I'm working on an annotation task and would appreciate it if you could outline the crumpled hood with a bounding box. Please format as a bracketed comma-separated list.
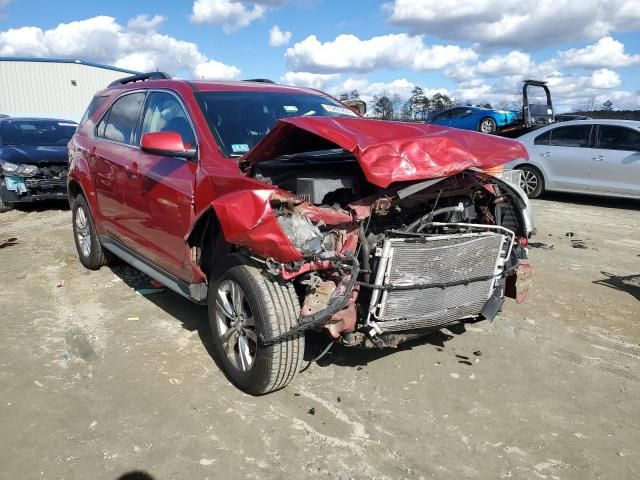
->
[0, 145, 69, 165]
[244, 117, 528, 188]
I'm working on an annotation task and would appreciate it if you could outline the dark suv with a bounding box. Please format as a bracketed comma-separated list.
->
[69, 72, 534, 394]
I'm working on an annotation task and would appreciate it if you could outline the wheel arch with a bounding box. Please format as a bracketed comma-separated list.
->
[186, 206, 232, 279]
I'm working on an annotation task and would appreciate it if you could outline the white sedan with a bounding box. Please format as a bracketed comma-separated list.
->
[504, 119, 640, 199]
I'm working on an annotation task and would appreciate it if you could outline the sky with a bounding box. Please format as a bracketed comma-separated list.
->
[1, 0, 639, 112]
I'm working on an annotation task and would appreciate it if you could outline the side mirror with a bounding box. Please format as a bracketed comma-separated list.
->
[141, 132, 196, 159]
[342, 99, 367, 115]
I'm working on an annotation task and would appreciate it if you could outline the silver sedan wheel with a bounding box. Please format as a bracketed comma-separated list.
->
[519, 169, 539, 195]
[75, 206, 92, 258]
[215, 280, 257, 372]
[480, 118, 496, 133]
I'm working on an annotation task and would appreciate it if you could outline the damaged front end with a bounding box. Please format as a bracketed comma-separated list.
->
[0, 162, 69, 205]
[216, 118, 534, 348]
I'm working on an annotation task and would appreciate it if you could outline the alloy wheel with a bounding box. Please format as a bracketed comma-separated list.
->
[480, 119, 496, 133]
[215, 279, 257, 372]
[75, 206, 92, 258]
[519, 169, 539, 195]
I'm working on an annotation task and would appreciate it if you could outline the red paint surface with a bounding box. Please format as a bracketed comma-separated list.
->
[245, 117, 529, 188]
[140, 131, 186, 152]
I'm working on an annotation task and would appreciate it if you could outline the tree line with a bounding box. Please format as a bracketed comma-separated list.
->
[339, 87, 456, 121]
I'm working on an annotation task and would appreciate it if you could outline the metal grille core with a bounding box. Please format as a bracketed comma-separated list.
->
[368, 233, 506, 332]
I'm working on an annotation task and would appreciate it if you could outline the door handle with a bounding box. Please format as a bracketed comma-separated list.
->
[541, 151, 551, 157]
[125, 162, 139, 177]
[592, 155, 605, 162]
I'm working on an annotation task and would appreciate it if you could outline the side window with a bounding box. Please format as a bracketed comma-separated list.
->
[548, 125, 591, 148]
[79, 95, 108, 127]
[141, 92, 195, 147]
[534, 130, 551, 145]
[432, 111, 449, 122]
[450, 108, 468, 119]
[97, 92, 145, 145]
[598, 125, 640, 151]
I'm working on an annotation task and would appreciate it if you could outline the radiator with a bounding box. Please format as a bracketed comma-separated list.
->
[367, 232, 507, 332]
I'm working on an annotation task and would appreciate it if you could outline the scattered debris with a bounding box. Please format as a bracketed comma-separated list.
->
[450, 373, 460, 379]
[127, 316, 140, 321]
[337, 396, 341, 403]
[571, 239, 588, 249]
[56, 280, 65, 288]
[0, 237, 18, 249]
[60, 351, 69, 361]
[135, 288, 165, 296]
[308, 407, 316, 415]
[529, 242, 554, 250]
[473, 350, 482, 356]
[565, 231, 575, 237]
[34, 380, 44, 388]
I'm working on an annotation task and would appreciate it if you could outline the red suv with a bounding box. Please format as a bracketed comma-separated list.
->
[68, 72, 534, 394]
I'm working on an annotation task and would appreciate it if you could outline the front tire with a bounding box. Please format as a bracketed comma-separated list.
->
[0, 196, 14, 213]
[479, 117, 497, 133]
[208, 255, 304, 395]
[72, 194, 111, 270]
[517, 166, 544, 198]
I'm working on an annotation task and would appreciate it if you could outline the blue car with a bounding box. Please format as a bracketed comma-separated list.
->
[0, 117, 77, 212]
[428, 106, 518, 134]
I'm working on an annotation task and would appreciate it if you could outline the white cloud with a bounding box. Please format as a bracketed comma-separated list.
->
[190, 0, 285, 32]
[590, 68, 621, 89]
[385, 0, 640, 49]
[280, 71, 340, 90]
[475, 51, 532, 76]
[193, 59, 241, 80]
[269, 25, 291, 47]
[558, 36, 640, 69]
[285, 33, 477, 73]
[0, 15, 240, 80]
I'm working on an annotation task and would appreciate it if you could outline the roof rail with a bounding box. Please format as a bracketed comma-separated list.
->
[108, 72, 172, 88]
[243, 78, 275, 84]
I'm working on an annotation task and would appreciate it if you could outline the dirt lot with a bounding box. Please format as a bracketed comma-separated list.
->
[0, 194, 639, 480]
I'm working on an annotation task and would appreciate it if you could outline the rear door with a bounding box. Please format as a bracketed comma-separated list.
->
[91, 91, 145, 236]
[589, 124, 640, 196]
[122, 90, 198, 280]
[531, 124, 594, 191]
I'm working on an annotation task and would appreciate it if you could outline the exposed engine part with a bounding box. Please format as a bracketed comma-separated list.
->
[276, 213, 323, 256]
[301, 277, 337, 316]
[296, 177, 355, 204]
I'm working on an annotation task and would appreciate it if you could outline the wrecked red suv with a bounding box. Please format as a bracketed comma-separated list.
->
[68, 73, 534, 394]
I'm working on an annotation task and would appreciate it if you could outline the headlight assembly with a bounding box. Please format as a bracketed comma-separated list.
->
[0, 161, 39, 177]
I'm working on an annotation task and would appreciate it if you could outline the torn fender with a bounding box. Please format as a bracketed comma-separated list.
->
[211, 189, 303, 263]
[244, 117, 529, 188]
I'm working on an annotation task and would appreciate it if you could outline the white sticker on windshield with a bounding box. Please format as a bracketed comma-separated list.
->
[283, 105, 298, 113]
[231, 144, 250, 153]
[58, 122, 78, 127]
[321, 104, 358, 117]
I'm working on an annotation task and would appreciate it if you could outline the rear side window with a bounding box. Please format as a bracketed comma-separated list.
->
[547, 125, 592, 148]
[79, 95, 108, 127]
[534, 130, 551, 145]
[598, 125, 640, 151]
[432, 111, 449, 122]
[96, 92, 145, 145]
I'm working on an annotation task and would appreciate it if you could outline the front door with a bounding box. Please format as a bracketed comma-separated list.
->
[122, 91, 198, 280]
[531, 124, 594, 191]
[589, 124, 640, 196]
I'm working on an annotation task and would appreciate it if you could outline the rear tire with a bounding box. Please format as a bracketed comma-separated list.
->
[208, 254, 304, 395]
[517, 166, 544, 198]
[72, 194, 111, 270]
[479, 117, 497, 133]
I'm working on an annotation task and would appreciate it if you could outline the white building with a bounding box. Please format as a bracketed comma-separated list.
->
[0, 58, 139, 121]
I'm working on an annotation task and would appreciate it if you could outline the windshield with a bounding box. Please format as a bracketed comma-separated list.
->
[0, 120, 77, 146]
[196, 90, 358, 157]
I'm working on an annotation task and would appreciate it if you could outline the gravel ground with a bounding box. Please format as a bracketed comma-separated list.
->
[0, 194, 639, 480]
